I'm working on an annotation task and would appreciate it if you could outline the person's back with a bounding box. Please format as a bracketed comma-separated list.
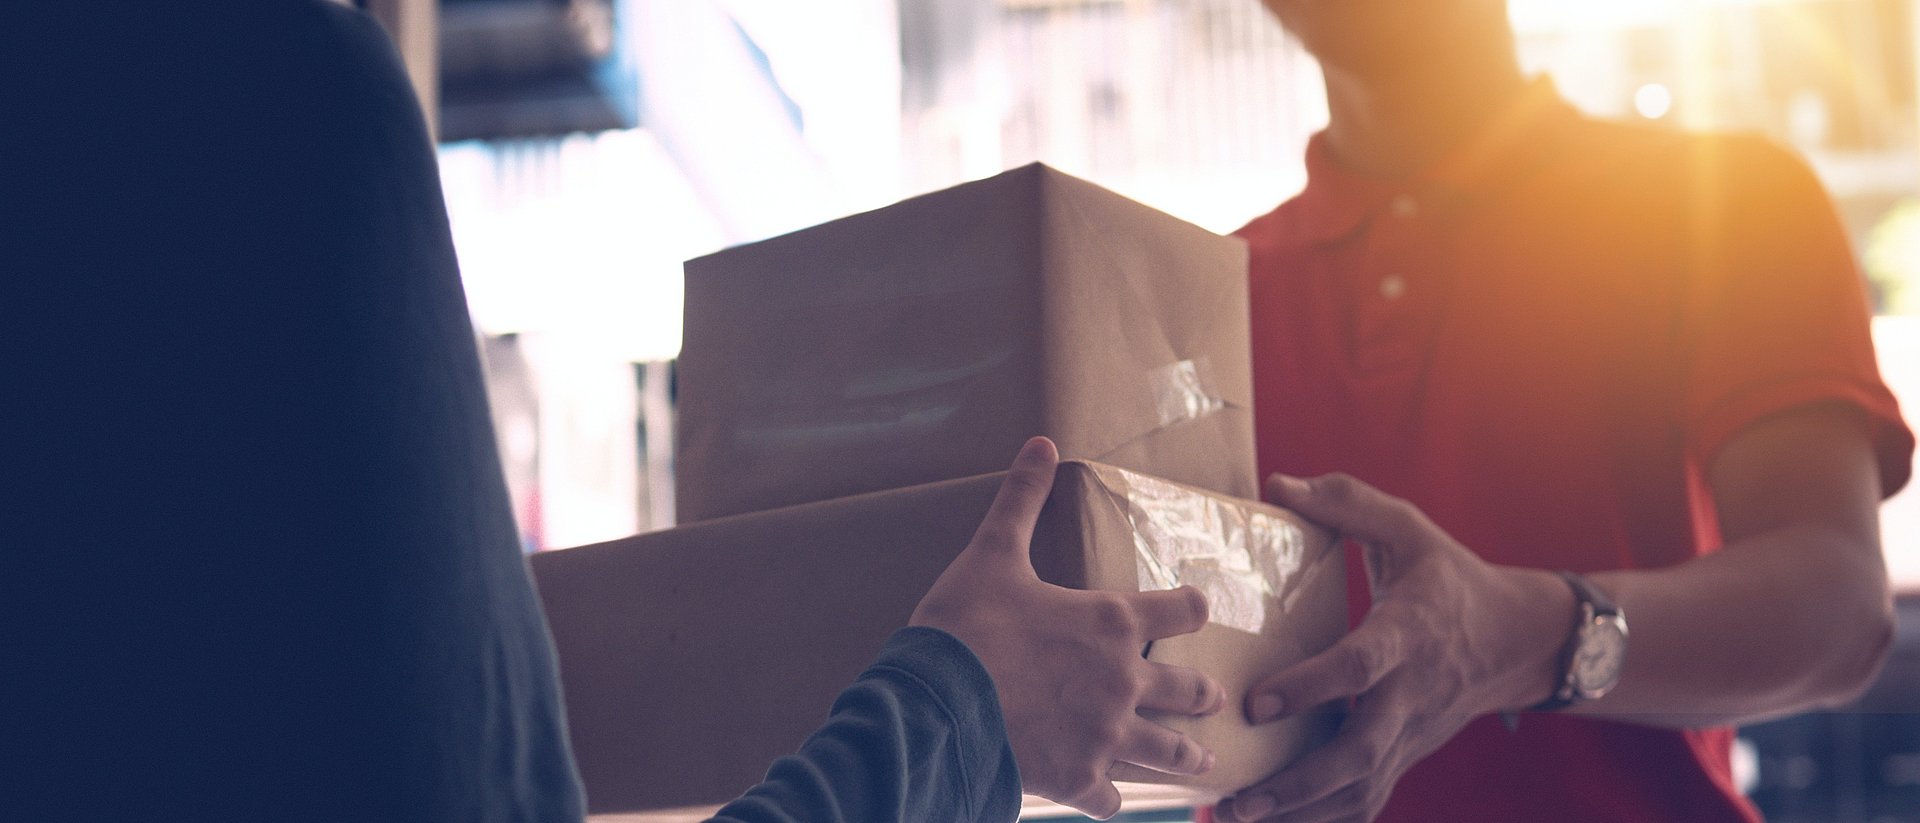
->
[3, 4, 583, 819]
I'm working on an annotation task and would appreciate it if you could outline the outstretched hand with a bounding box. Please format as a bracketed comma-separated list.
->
[911, 437, 1225, 819]
[1218, 473, 1569, 823]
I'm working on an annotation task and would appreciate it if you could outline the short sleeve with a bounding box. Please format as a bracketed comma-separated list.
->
[1678, 135, 1914, 496]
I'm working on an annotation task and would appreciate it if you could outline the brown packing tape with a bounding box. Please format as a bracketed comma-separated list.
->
[532, 461, 1342, 816]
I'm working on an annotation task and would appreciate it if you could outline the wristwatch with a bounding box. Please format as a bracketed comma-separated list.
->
[1529, 570, 1628, 712]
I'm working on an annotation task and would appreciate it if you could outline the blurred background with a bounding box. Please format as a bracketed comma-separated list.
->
[360, 0, 1920, 819]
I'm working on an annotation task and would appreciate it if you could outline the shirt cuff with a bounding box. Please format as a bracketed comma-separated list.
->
[1687, 372, 1914, 497]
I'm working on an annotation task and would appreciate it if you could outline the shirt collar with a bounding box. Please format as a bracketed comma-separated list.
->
[1293, 76, 1577, 246]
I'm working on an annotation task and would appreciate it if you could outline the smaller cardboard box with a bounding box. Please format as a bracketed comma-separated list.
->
[675, 162, 1257, 522]
[532, 461, 1345, 819]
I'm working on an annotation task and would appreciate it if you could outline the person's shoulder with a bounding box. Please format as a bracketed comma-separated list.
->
[1681, 129, 1830, 205]
[298, 0, 406, 60]
[217, 1, 426, 150]
[1526, 114, 1833, 247]
[1557, 113, 1822, 200]
[122, 0, 404, 94]
[235, 0, 404, 77]
[62, 0, 391, 51]
[219, 0, 388, 39]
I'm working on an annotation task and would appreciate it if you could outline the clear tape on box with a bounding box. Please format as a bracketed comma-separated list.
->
[1148, 357, 1229, 428]
[1087, 464, 1311, 635]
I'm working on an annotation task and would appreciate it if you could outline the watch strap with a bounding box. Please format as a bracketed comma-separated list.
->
[1560, 570, 1620, 618]
[1527, 571, 1618, 713]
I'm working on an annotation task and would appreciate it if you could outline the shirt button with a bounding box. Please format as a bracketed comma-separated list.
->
[1390, 195, 1418, 218]
[1380, 274, 1407, 300]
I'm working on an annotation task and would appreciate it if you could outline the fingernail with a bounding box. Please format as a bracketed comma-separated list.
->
[1198, 749, 1216, 773]
[1234, 793, 1276, 821]
[1249, 693, 1283, 723]
[1020, 436, 1053, 459]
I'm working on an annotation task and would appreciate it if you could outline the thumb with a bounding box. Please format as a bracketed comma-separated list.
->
[1265, 472, 1429, 559]
[967, 437, 1060, 562]
[1243, 622, 1401, 724]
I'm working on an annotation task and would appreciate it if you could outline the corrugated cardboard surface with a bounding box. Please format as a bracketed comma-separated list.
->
[676, 163, 1256, 522]
[533, 461, 1341, 817]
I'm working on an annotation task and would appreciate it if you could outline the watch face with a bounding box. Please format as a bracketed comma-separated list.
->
[1571, 615, 1628, 698]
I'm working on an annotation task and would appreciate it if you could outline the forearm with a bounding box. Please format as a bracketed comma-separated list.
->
[708, 627, 1021, 823]
[1576, 407, 1895, 727]
[1569, 524, 1893, 727]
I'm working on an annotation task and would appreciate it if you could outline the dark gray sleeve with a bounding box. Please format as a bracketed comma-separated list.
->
[709, 627, 1023, 823]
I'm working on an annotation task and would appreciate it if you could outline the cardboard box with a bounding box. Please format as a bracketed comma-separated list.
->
[532, 461, 1345, 818]
[675, 163, 1257, 522]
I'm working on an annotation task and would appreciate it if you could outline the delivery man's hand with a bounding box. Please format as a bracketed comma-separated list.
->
[911, 436, 1224, 819]
[1217, 473, 1571, 822]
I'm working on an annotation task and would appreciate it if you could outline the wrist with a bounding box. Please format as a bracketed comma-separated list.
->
[1487, 567, 1578, 713]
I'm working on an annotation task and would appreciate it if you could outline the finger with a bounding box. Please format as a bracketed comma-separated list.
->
[1216, 793, 1273, 823]
[1281, 786, 1375, 823]
[1244, 623, 1403, 724]
[1240, 784, 1373, 823]
[1070, 780, 1124, 821]
[1137, 661, 1225, 716]
[1264, 472, 1429, 547]
[1221, 788, 1368, 823]
[1221, 712, 1396, 821]
[1129, 584, 1209, 640]
[1115, 719, 1215, 776]
[970, 436, 1060, 557]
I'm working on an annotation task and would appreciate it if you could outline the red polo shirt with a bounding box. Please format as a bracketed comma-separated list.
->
[1236, 79, 1913, 822]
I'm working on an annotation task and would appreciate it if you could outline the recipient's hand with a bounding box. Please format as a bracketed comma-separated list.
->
[911, 437, 1224, 819]
[1219, 473, 1569, 823]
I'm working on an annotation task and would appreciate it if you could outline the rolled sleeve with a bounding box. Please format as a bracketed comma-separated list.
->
[1678, 136, 1914, 496]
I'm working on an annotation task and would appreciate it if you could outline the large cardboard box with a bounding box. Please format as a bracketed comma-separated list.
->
[675, 163, 1257, 523]
[532, 461, 1345, 819]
